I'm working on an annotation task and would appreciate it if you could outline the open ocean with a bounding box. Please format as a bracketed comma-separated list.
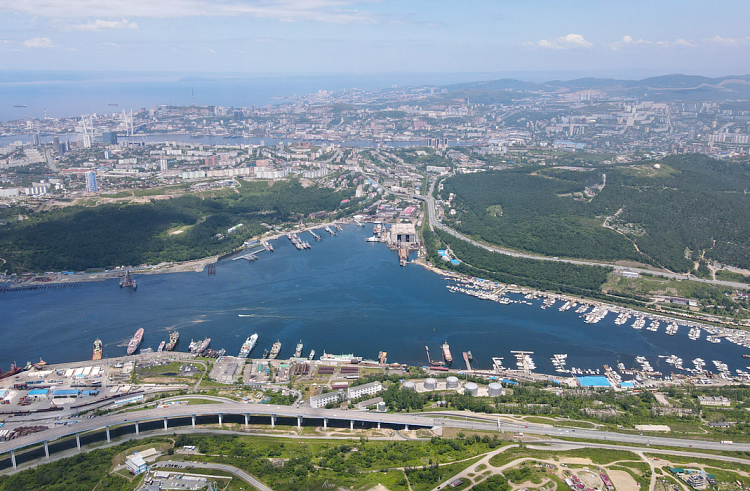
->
[1, 225, 747, 376]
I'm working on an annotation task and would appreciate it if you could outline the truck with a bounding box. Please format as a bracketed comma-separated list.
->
[721, 440, 734, 445]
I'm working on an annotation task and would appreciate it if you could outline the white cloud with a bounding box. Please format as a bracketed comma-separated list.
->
[656, 38, 695, 48]
[23, 37, 55, 48]
[609, 35, 651, 50]
[68, 18, 138, 31]
[530, 33, 592, 50]
[0, 0, 378, 24]
[705, 35, 750, 46]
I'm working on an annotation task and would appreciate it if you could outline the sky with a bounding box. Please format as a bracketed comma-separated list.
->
[0, 0, 749, 77]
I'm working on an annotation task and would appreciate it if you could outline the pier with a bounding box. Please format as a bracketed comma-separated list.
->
[0, 283, 82, 293]
[309, 230, 322, 241]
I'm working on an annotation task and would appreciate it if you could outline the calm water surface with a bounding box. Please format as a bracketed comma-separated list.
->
[1, 226, 747, 375]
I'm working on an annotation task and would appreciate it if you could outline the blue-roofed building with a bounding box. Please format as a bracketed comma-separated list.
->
[577, 376, 611, 388]
[52, 389, 79, 399]
[451, 259, 461, 265]
[27, 388, 49, 400]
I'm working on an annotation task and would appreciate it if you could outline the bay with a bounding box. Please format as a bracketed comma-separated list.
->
[1, 225, 746, 376]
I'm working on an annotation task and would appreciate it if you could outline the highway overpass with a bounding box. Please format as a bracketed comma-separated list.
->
[2, 403, 749, 471]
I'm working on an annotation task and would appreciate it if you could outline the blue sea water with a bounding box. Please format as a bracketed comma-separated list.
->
[1, 225, 747, 376]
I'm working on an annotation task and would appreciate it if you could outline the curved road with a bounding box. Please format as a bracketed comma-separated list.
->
[156, 460, 272, 491]
[2, 404, 749, 460]
[423, 181, 750, 290]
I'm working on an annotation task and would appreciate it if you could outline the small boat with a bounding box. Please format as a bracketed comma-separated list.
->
[157, 341, 166, 352]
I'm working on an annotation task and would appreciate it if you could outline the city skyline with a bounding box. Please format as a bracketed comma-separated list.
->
[0, 0, 749, 76]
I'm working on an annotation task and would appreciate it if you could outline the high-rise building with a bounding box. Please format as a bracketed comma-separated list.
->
[233, 110, 243, 122]
[160, 159, 168, 171]
[53, 136, 60, 152]
[102, 132, 118, 145]
[32, 133, 41, 146]
[85, 171, 98, 193]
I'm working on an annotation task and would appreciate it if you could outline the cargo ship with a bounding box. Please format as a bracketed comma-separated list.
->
[157, 341, 166, 352]
[92, 338, 103, 361]
[441, 341, 453, 365]
[269, 340, 281, 359]
[294, 340, 304, 358]
[120, 270, 137, 290]
[127, 328, 144, 355]
[165, 331, 179, 351]
[239, 333, 258, 358]
[191, 337, 211, 355]
[378, 351, 388, 364]
[308, 349, 315, 360]
[0, 363, 21, 380]
[743, 354, 750, 359]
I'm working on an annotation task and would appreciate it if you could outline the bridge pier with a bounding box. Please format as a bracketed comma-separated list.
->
[10, 450, 15, 469]
[192, 415, 196, 428]
[44, 441, 49, 459]
[218, 414, 223, 427]
[135, 421, 139, 435]
[163, 417, 168, 431]
[271, 414, 276, 428]
[404, 424, 409, 431]
[76, 433, 80, 450]
[106, 426, 111, 443]
[323, 418, 328, 430]
[350, 420, 354, 431]
[297, 416, 302, 429]
[244, 414, 249, 428]
[377, 422, 381, 430]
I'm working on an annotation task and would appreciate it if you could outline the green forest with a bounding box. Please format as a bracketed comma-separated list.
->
[440, 155, 750, 273]
[0, 179, 360, 273]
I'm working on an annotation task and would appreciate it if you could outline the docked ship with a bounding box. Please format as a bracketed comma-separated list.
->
[294, 340, 304, 358]
[92, 338, 103, 361]
[157, 341, 166, 352]
[239, 333, 258, 358]
[191, 337, 211, 355]
[320, 352, 362, 363]
[441, 341, 453, 365]
[165, 331, 179, 351]
[378, 351, 388, 364]
[0, 363, 21, 381]
[308, 349, 315, 360]
[120, 270, 137, 290]
[269, 340, 282, 359]
[126, 328, 144, 355]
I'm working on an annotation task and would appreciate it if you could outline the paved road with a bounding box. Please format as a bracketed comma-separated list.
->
[2, 404, 749, 458]
[423, 181, 750, 290]
[157, 460, 272, 491]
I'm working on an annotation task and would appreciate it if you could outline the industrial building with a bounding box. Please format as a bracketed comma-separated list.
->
[310, 390, 343, 409]
[390, 223, 417, 246]
[347, 381, 383, 400]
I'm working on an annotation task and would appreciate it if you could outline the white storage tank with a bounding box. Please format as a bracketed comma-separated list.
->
[488, 382, 503, 397]
[403, 381, 416, 391]
[464, 382, 479, 396]
[424, 378, 438, 391]
[446, 376, 459, 389]
[377, 401, 387, 412]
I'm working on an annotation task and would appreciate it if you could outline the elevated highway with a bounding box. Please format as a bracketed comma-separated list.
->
[2, 403, 749, 470]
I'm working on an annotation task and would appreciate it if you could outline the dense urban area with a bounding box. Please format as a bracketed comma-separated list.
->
[3, 74, 750, 490]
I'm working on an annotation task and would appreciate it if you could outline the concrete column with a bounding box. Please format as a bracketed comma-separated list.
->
[10, 450, 16, 469]
[297, 416, 302, 429]
[135, 421, 139, 435]
[323, 418, 328, 429]
[271, 414, 276, 428]
[44, 441, 49, 459]
[350, 420, 354, 430]
[76, 433, 81, 450]
[377, 421, 381, 430]
[405, 424, 409, 431]
[106, 426, 111, 443]
[192, 415, 196, 428]
[163, 417, 168, 431]
[218, 414, 223, 427]
[244, 414, 249, 428]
